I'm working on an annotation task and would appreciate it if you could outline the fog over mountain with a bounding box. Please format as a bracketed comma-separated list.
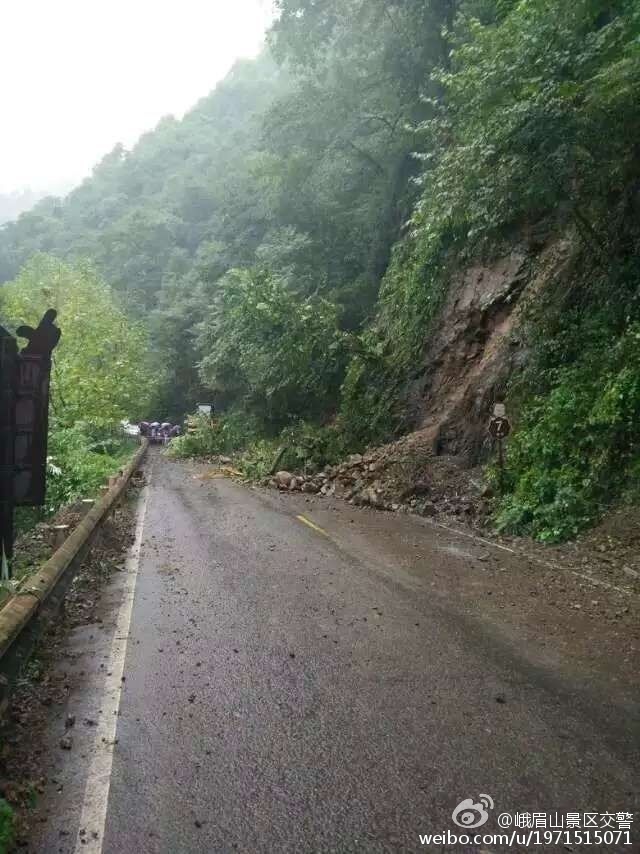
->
[0, 0, 274, 201]
[0, 184, 74, 225]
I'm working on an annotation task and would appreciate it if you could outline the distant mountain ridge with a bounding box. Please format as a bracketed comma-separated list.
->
[0, 189, 44, 225]
[0, 183, 73, 226]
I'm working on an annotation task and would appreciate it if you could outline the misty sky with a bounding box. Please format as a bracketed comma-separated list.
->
[1, 0, 275, 193]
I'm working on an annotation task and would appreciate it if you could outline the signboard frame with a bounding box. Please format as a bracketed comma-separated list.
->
[0, 310, 60, 578]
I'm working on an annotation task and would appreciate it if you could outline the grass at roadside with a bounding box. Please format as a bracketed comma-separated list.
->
[3, 426, 140, 590]
[0, 799, 16, 854]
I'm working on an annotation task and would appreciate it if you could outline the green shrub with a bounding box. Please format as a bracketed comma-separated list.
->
[338, 345, 401, 450]
[46, 422, 137, 512]
[236, 421, 349, 480]
[236, 439, 281, 480]
[279, 422, 346, 470]
[167, 410, 264, 460]
[167, 415, 225, 459]
[168, 408, 350, 475]
[494, 320, 640, 541]
[0, 798, 15, 854]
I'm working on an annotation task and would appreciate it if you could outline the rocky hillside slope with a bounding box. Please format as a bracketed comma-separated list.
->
[273, 231, 574, 520]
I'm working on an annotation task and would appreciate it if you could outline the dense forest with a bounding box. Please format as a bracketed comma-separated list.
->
[0, 0, 638, 540]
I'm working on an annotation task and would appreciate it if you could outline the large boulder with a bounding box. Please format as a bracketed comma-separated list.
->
[275, 470, 293, 489]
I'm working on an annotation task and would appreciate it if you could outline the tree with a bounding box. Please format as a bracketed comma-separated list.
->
[197, 269, 349, 430]
[0, 255, 158, 426]
[414, 0, 640, 251]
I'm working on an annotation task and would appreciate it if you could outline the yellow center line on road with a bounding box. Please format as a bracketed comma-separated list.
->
[296, 514, 330, 538]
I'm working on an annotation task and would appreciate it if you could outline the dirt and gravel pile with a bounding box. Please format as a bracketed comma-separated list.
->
[269, 434, 491, 523]
[269, 453, 640, 597]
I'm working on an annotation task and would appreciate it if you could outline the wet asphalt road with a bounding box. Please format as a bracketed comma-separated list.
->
[34, 452, 638, 852]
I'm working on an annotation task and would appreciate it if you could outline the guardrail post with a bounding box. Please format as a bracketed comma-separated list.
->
[51, 524, 70, 549]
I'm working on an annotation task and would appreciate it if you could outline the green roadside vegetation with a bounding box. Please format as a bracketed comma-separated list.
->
[0, 256, 155, 541]
[1, 1, 638, 541]
[0, 799, 15, 854]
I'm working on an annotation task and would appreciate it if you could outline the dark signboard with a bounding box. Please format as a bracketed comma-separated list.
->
[13, 354, 54, 506]
[0, 310, 60, 577]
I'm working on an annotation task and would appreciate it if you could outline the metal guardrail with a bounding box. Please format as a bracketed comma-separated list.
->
[0, 439, 148, 712]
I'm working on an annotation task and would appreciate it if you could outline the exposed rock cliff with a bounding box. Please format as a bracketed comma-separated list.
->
[274, 236, 573, 517]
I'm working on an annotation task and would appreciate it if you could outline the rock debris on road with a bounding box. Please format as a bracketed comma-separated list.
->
[27, 452, 638, 853]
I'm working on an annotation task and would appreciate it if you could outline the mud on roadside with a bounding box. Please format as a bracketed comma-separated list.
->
[0, 492, 139, 850]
